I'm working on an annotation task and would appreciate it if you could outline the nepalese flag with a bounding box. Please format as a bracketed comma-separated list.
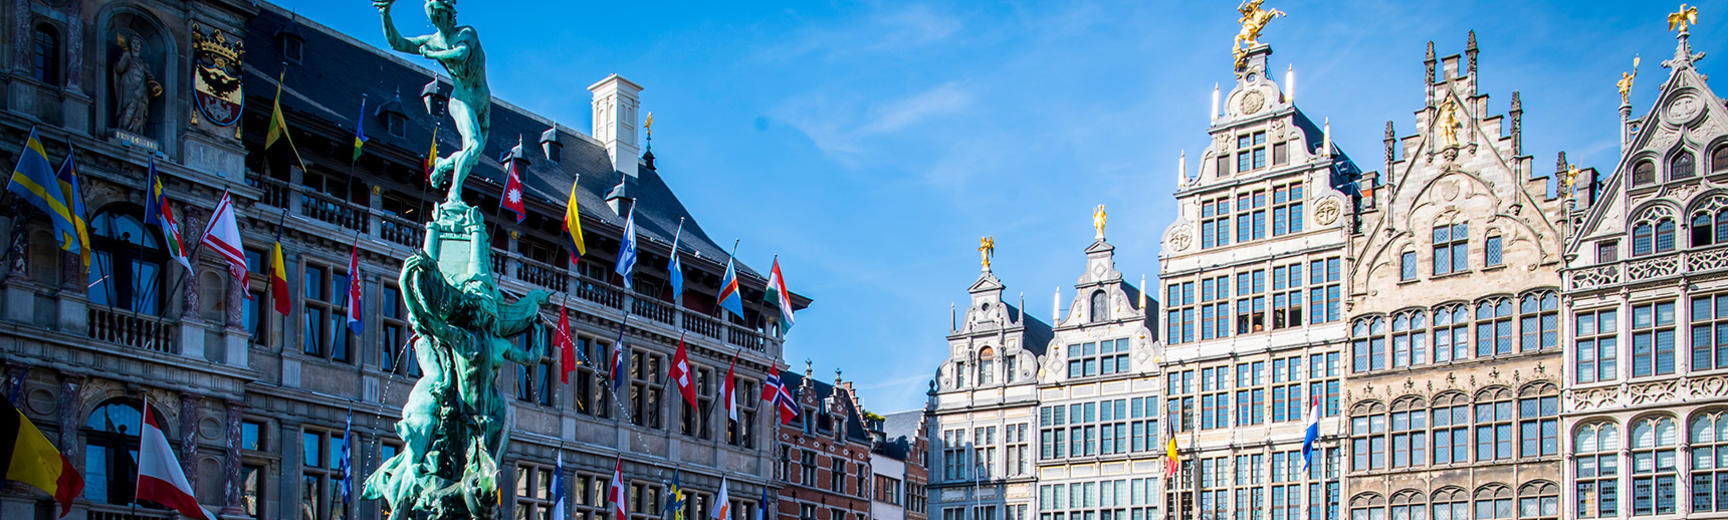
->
[610, 314, 630, 390]
[722, 350, 739, 423]
[608, 457, 628, 520]
[196, 189, 247, 285]
[500, 143, 526, 223]
[717, 255, 744, 319]
[143, 158, 190, 271]
[557, 302, 576, 384]
[346, 242, 363, 335]
[351, 97, 368, 163]
[615, 207, 638, 288]
[668, 220, 685, 303]
[135, 399, 217, 520]
[550, 453, 566, 520]
[338, 411, 353, 506]
[668, 335, 697, 409]
[765, 258, 794, 334]
[1302, 395, 1321, 470]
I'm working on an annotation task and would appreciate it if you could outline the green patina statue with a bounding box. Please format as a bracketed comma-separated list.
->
[364, 2, 544, 519]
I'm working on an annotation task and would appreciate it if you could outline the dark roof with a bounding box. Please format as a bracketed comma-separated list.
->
[244, 5, 773, 283]
[1012, 304, 1053, 357]
[876, 410, 924, 460]
[778, 371, 871, 443]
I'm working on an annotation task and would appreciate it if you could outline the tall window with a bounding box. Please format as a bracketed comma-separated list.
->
[85, 401, 162, 506]
[1517, 385, 1559, 457]
[802, 450, 819, 486]
[832, 458, 847, 491]
[1166, 281, 1195, 344]
[1631, 301, 1677, 377]
[1633, 160, 1656, 186]
[1473, 388, 1514, 461]
[88, 209, 165, 315]
[942, 429, 966, 481]
[1090, 290, 1108, 323]
[1391, 311, 1426, 369]
[1237, 190, 1268, 242]
[517, 328, 555, 407]
[380, 286, 419, 376]
[1399, 251, 1417, 281]
[1309, 352, 1341, 417]
[31, 24, 58, 84]
[1309, 257, 1343, 323]
[1237, 131, 1268, 173]
[1200, 367, 1230, 430]
[1657, 219, 1677, 253]
[572, 336, 607, 418]
[1432, 304, 1469, 363]
[1691, 211, 1723, 247]
[516, 464, 557, 520]
[1691, 412, 1728, 512]
[1519, 292, 1559, 352]
[1235, 269, 1267, 333]
[973, 426, 997, 480]
[302, 428, 348, 520]
[1200, 276, 1230, 340]
[979, 347, 996, 385]
[1473, 298, 1513, 357]
[1634, 223, 1655, 256]
[1235, 362, 1265, 427]
[302, 263, 354, 363]
[1201, 198, 1231, 249]
[1692, 294, 1728, 372]
[1575, 308, 1619, 384]
[1629, 416, 1678, 516]
[1389, 400, 1426, 469]
[1271, 263, 1304, 329]
[1351, 317, 1386, 373]
[1430, 393, 1469, 465]
[1350, 403, 1386, 471]
[1272, 183, 1304, 236]
[1576, 423, 1620, 518]
[1433, 223, 1468, 275]
[630, 348, 663, 427]
[728, 378, 758, 448]
[1673, 151, 1697, 179]
[1005, 423, 1029, 476]
[1484, 234, 1503, 266]
[1271, 357, 1303, 423]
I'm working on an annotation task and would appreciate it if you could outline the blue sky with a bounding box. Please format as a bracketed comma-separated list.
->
[284, 0, 1724, 412]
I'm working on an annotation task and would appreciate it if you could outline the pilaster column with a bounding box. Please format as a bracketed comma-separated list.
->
[56, 373, 84, 467]
[179, 393, 201, 493]
[221, 401, 246, 516]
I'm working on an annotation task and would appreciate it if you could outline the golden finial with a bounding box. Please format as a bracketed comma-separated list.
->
[979, 236, 995, 271]
[1092, 204, 1108, 240]
[644, 112, 654, 137]
[1618, 55, 1640, 105]
[1670, 3, 1699, 32]
[1232, 0, 1285, 71]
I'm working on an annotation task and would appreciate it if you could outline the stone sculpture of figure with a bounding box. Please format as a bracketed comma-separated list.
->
[113, 34, 163, 134]
[1232, 0, 1284, 69]
[375, 0, 489, 203]
[1438, 96, 1463, 148]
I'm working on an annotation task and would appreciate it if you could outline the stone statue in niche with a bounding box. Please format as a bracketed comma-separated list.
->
[113, 34, 163, 134]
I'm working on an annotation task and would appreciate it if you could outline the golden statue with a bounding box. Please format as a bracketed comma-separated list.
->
[979, 236, 995, 271]
[1437, 96, 1463, 148]
[1563, 164, 1581, 197]
[1670, 3, 1699, 32]
[1233, 0, 1285, 70]
[1617, 55, 1640, 105]
[644, 111, 654, 136]
[1093, 204, 1107, 239]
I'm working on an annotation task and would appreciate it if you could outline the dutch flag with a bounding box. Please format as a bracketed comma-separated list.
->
[1302, 395, 1321, 470]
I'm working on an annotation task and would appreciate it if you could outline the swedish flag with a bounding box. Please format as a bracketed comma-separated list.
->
[5, 128, 86, 265]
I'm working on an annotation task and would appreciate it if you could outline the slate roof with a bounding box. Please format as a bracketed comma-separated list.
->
[876, 410, 925, 461]
[778, 370, 871, 443]
[244, 5, 782, 287]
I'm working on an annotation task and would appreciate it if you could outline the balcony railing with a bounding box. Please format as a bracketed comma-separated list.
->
[88, 306, 174, 353]
[1570, 244, 1728, 290]
[379, 214, 421, 249]
[299, 189, 369, 233]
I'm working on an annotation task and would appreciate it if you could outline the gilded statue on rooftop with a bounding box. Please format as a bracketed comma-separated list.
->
[1618, 55, 1640, 105]
[1093, 204, 1107, 240]
[979, 236, 995, 271]
[1670, 4, 1699, 32]
[1233, 0, 1284, 70]
[1437, 96, 1463, 148]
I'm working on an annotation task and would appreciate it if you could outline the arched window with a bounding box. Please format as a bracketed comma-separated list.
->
[1432, 487, 1468, 520]
[1634, 160, 1657, 186]
[1350, 401, 1387, 472]
[1389, 398, 1426, 469]
[1348, 493, 1385, 520]
[977, 347, 995, 385]
[88, 207, 166, 315]
[1473, 387, 1514, 461]
[1351, 317, 1386, 373]
[1517, 481, 1559, 520]
[1431, 392, 1469, 465]
[84, 400, 169, 506]
[1691, 412, 1728, 512]
[1089, 290, 1108, 323]
[1389, 490, 1425, 520]
[1656, 219, 1677, 253]
[31, 24, 58, 84]
[1713, 145, 1728, 174]
[1716, 209, 1728, 244]
[1473, 484, 1513, 520]
[1433, 304, 1468, 363]
[1672, 151, 1697, 180]
[1633, 222, 1655, 256]
[1694, 212, 1715, 247]
[1517, 383, 1559, 457]
[1390, 310, 1426, 369]
[1575, 422, 1620, 518]
[1474, 298, 1513, 357]
[1630, 416, 1678, 515]
[1518, 291, 1559, 352]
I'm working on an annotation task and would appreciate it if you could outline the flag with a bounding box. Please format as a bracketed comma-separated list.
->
[1165, 413, 1179, 477]
[557, 302, 576, 384]
[561, 175, 586, 261]
[608, 457, 628, 520]
[6, 128, 83, 261]
[351, 97, 368, 163]
[668, 220, 684, 303]
[269, 212, 291, 316]
[346, 240, 363, 335]
[551, 453, 567, 520]
[755, 486, 769, 520]
[0, 397, 82, 517]
[713, 477, 732, 520]
[500, 140, 526, 223]
[1302, 395, 1321, 470]
[265, 70, 307, 173]
[722, 350, 739, 423]
[717, 255, 744, 319]
[338, 411, 353, 506]
[136, 399, 216, 520]
[196, 189, 246, 285]
[423, 127, 439, 184]
[615, 207, 638, 288]
[762, 369, 799, 425]
[144, 159, 191, 271]
[53, 151, 89, 268]
[610, 315, 629, 390]
[765, 258, 794, 334]
[668, 334, 697, 409]
[663, 470, 685, 520]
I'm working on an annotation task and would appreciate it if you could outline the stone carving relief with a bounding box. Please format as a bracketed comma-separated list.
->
[1691, 247, 1728, 272]
[1314, 197, 1341, 226]
[1565, 386, 1620, 411]
[1666, 93, 1704, 124]
[1627, 380, 1678, 406]
[1692, 374, 1728, 398]
[1241, 90, 1266, 116]
[1169, 226, 1193, 252]
[1626, 255, 1680, 281]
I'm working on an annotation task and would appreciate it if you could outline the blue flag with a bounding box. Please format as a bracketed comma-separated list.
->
[615, 207, 638, 288]
[756, 485, 769, 520]
[338, 411, 353, 506]
[552, 453, 567, 520]
[668, 219, 684, 304]
[6, 128, 81, 257]
[717, 256, 744, 319]
[610, 314, 630, 390]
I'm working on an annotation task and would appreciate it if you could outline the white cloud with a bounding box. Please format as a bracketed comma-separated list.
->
[773, 81, 975, 164]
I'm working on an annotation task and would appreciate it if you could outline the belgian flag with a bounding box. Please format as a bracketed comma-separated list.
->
[1, 397, 83, 517]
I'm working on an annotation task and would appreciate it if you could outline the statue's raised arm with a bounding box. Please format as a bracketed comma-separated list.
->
[372, 0, 429, 53]
[373, 0, 490, 205]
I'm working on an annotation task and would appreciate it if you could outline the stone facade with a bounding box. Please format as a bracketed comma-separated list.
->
[1341, 33, 1567, 520]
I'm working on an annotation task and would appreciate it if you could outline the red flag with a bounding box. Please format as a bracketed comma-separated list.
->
[668, 335, 697, 408]
[136, 400, 216, 520]
[269, 240, 290, 316]
[723, 350, 739, 423]
[501, 155, 526, 222]
[608, 457, 627, 520]
[557, 302, 575, 384]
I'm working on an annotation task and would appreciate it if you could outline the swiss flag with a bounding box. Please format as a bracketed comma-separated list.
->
[669, 335, 697, 408]
[608, 457, 627, 520]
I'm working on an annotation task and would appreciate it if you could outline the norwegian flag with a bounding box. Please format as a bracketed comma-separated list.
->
[500, 139, 527, 223]
[668, 334, 697, 408]
[761, 369, 800, 425]
[345, 241, 362, 335]
[608, 457, 627, 520]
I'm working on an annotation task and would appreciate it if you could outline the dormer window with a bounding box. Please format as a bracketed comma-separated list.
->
[978, 347, 995, 385]
[277, 28, 304, 64]
[385, 113, 406, 137]
[1672, 151, 1696, 180]
[1236, 131, 1268, 173]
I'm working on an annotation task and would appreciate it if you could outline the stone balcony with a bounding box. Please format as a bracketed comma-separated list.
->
[1566, 243, 1728, 291]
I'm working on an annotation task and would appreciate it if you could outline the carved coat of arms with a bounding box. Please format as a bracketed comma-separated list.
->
[191, 22, 244, 128]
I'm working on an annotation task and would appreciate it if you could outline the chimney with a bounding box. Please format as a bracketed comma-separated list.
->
[588, 74, 644, 178]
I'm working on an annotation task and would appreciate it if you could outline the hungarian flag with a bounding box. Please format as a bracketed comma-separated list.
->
[717, 255, 744, 319]
[0, 397, 82, 517]
[668, 334, 697, 409]
[351, 97, 368, 163]
[608, 457, 627, 520]
[500, 140, 526, 223]
[269, 213, 291, 316]
[136, 399, 216, 520]
[722, 350, 739, 423]
[197, 190, 247, 286]
[423, 127, 439, 184]
[765, 258, 795, 334]
[144, 158, 190, 271]
[345, 241, 363, 335]
[265, 70, 306, 173]
[557, 302, 576, 384]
